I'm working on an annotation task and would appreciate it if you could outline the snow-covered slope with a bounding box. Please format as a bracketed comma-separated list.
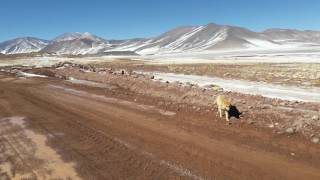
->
[113, 23, 282, 55]
[42, 32, 111, 55]
[262, 29, 320, 47]
[0, 37, 50, 54]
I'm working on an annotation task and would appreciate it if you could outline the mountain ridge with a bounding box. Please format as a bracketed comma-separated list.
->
[1, 23, 320, 55]
[0, 37, 50, 54]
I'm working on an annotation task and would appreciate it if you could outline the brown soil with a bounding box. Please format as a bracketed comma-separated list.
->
[91, 61, 320, 87]
[0, 71, 320, 179]
[48, 65, 320, 137]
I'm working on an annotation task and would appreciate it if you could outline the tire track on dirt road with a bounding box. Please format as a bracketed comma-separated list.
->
[1, 76, 320, 180]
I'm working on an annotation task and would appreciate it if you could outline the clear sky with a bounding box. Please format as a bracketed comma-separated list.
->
[1, 0, 319, 41]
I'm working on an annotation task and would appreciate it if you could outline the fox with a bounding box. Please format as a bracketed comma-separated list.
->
[215, 95, 232, 122]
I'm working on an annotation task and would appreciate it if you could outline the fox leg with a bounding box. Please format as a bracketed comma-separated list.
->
[218, 107, 222, 118]
[225, 111, 229, 122]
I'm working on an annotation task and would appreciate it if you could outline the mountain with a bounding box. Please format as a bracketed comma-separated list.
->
[53, 32, 83, 42]
[263, 29, 320, 46]
[41, 32, 111, 55]
[2, 23, 320, 55]
[0, 37, 50, 54]
[113, 23, 282, 54]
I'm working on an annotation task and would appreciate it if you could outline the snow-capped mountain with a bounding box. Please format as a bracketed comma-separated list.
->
[0, 37, 50, 54]
[42, 32, 111, 55]
[53, 32, 83, 42]
[113, 23, 282, 54]
[1, 23, 320, 55]
[262, 29, 320, 46]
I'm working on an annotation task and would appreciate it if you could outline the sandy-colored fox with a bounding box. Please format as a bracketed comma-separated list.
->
[215, 95, 231, 122]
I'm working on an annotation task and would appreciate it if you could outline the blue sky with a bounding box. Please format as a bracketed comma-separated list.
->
[1, 0, 319, 41]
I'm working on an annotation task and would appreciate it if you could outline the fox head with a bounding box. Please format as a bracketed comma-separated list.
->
[223, 100, 231, 111]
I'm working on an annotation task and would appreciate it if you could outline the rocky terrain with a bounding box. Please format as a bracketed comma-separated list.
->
[2, 62, 320, 140]
[0, 60, 320, 179]
[85, 60, 320, 88]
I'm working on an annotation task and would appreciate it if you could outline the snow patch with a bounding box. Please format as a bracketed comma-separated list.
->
[67, 78, 115, 89]
[142, 72, 320, 103]
[17, 71, 47, 78]
[164, 26, 205, 50]
[245, 39, 280, 49]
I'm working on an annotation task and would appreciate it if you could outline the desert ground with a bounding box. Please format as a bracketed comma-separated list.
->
[0, 56, 320, 179]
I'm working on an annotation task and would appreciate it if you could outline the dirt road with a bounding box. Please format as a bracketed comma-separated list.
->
[0, 73, 320, 180]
